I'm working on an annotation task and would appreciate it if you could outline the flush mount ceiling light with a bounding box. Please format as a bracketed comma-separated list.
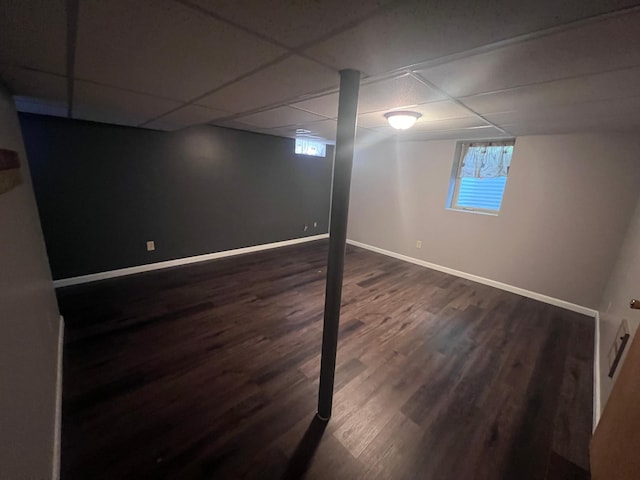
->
[384, 111, 422, 130]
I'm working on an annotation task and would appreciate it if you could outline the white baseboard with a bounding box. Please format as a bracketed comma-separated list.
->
[346, 239, 598, 318]
[347, 239, 601, 432]
[52, 315, 64, 480]
[593, 311, 601, 431]
[54, 234, 329, 288]
[54, 236, 601, 436]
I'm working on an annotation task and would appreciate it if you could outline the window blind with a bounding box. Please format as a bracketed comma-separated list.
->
[455, 176, 508, 211]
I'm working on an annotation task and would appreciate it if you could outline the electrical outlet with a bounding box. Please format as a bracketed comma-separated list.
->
[146, 241, 155, 251]
[313, 221, 318, 228]
[416, 240, 422, 248]
[304, 224, 309, 231]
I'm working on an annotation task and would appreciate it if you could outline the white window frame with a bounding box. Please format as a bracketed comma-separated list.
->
[446, 139, 515, 215]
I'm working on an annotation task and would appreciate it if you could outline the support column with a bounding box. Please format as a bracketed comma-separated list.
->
[317, 69, 360, 421]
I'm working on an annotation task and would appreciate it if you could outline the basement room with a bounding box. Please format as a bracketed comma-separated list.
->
[2, 0, 640, 479]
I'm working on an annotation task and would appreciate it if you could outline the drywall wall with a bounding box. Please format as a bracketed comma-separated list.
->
[0, 85, 61, 478]
[348, 133, 640, 308]
[20, 114, 333, 280]
[598, 194, 640, 413]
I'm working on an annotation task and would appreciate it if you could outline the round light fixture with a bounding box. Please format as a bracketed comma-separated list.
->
[384, 111, 422, 130]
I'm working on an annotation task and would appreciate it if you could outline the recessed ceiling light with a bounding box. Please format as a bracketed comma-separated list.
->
[384, 111, 422, 130]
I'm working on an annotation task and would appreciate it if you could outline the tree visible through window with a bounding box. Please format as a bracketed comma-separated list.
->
[448, 140, 515, 214]
[295, 138, 326, 157]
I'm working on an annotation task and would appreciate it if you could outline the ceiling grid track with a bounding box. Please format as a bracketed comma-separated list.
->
[173, 0, 340, 72]
[173, 0, 416, 71]
[384, 4, 640, 81]
[137, 52, 293, 127]
[149, 0, 640, 136]
[408, 71, 512, 136]
[142, 0, 416, 126]
[5, 0, 640, 139]
[145, 1, 640, 133]
[205, 71, 411, 127]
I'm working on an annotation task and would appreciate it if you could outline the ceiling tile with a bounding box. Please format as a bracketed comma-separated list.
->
[357, 75, 447, 114]
[357, 101, 472, 128]
[75, 0, 286, 101]
[15, 97, 68, 118]
[235, 106, 326, 129]
[485, 96, 640, 127]
[145, 104, 229, 131]
[302, 119, 339, 140]
[355, 125, 506, 146]
[503, 114, 640, 136]
[73, 81, 182, 127]
[417, 10, 640, 97]
[410, 116, 489, 132]
[267, 119, 339, 141]
[398, 126, 508, 142]
[356, 112, 393, 129]
[488, 97, 640, 135]
[187, 0, 390, 48]
[210, 118, 278, 136]
[287, 75, 449, 119]
[210, 118, 258, 131]
[304, 0, 640, 75]
[0, 0, 66, 74]
[0, 66, 67, 102]
[289, 93, 340, 118]
[460, 67, 640, 115]
[407, 100, 474, 121]
[365, 119, 497, 140]
[197, 55, 339, 113]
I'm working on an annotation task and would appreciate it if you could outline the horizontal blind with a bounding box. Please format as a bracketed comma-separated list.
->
[455, 176, 507, 211]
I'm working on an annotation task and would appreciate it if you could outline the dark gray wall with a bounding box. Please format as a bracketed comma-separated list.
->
[20, 114, 333, 280]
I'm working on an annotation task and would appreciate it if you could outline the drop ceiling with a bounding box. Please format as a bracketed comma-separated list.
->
[2, 0, 640, 143]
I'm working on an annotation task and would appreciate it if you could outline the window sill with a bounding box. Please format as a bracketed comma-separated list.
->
[446, 207, 499, 217]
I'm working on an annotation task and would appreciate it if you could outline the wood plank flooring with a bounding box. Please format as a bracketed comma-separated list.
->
[57, 240, 594, 479]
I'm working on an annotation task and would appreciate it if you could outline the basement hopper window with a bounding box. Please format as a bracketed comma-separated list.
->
[295, 138, 326, 157]
[447, 140, 515, 214]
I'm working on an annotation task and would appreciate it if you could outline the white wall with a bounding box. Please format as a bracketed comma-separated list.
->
[598, 194, 640, 413]
[348, 133, 640, 308]
[0, 83, 61, 478]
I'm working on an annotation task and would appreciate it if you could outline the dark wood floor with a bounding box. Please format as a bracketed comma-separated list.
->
[58, 240, 594, 479]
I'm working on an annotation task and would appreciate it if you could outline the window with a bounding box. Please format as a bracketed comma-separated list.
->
[447, 140, 515, 214]
[295, 138, 326, 157]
